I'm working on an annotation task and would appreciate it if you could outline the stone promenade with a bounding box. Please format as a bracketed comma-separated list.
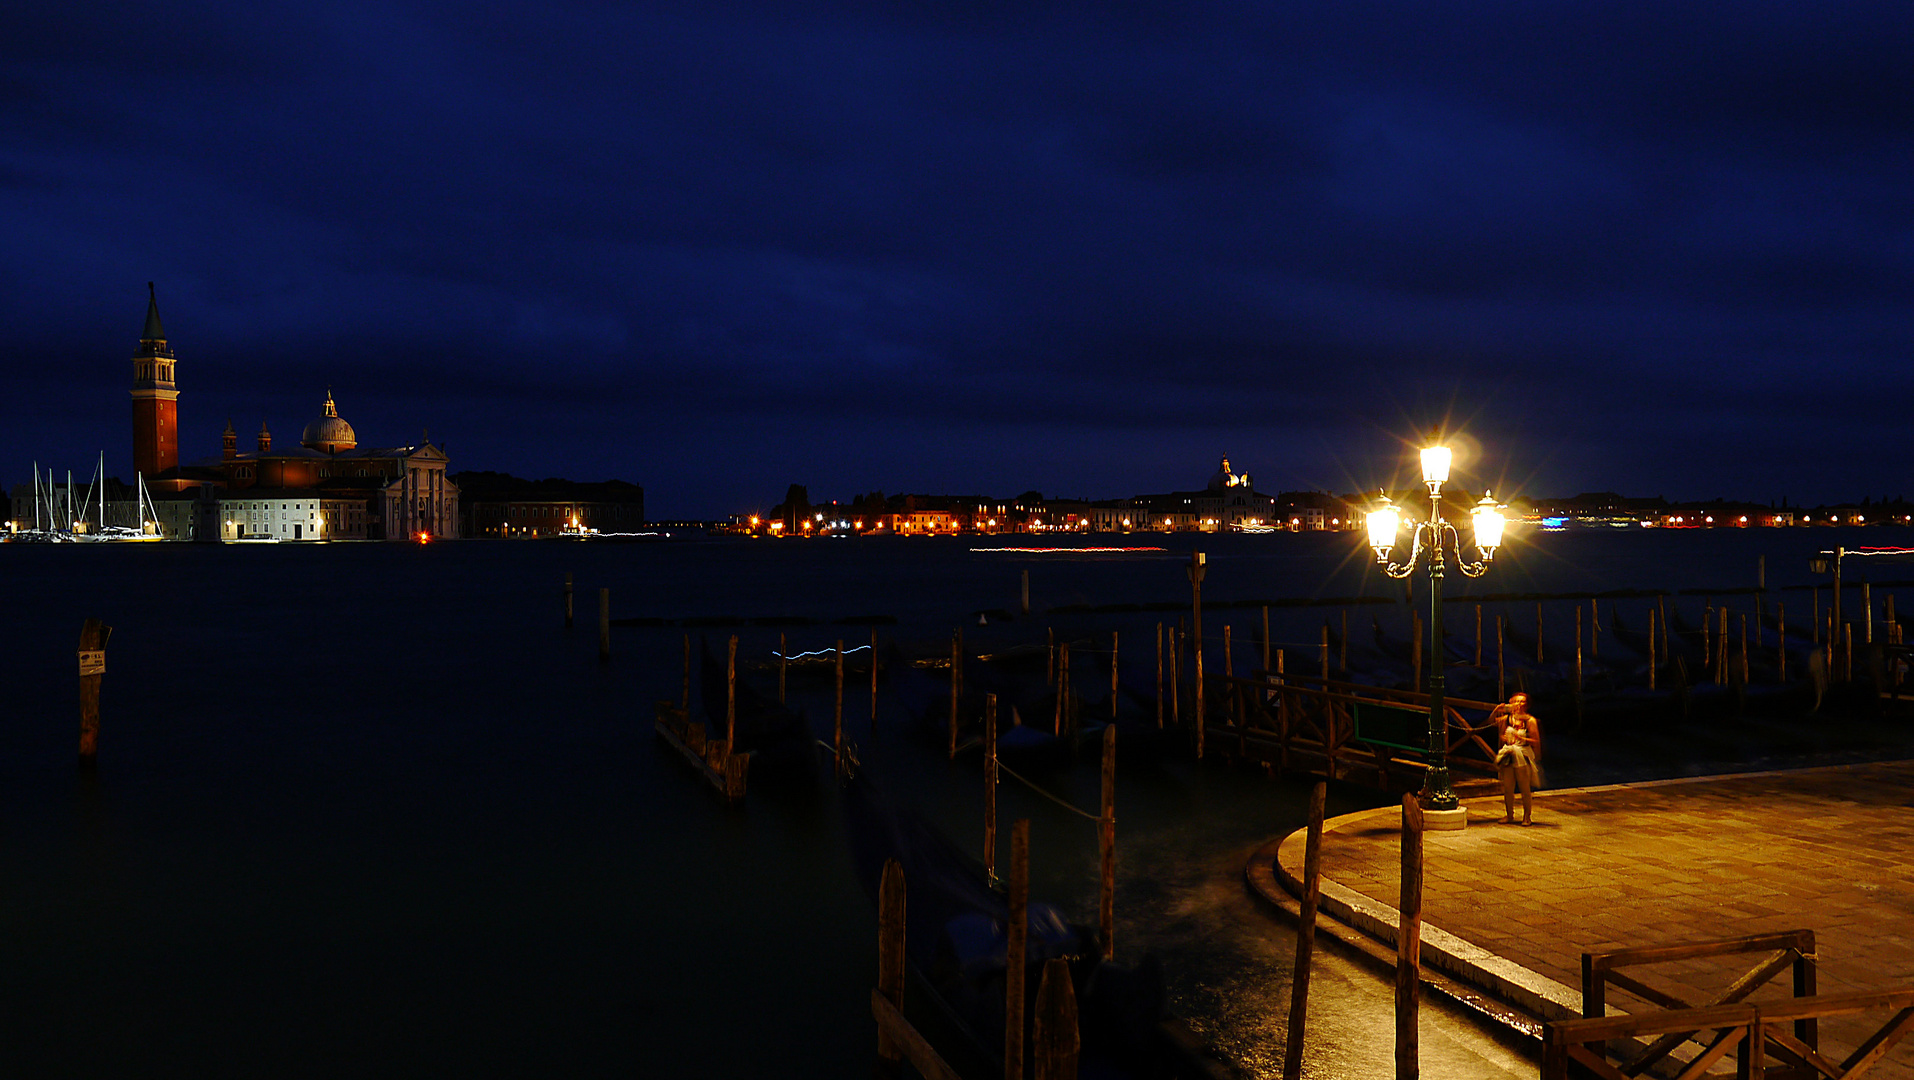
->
[1262, 761, 1914, 1076]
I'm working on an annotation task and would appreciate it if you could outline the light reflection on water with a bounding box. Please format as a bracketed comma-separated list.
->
[0, 528, 1894, 1075]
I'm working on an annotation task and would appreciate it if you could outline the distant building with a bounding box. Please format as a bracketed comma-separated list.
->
[1120, 457, 1279, 531]
[457, 472, 646, 538]
[125, 286, 458, 540]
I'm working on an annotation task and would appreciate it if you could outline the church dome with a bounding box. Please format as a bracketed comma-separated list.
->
[301, 391, 357, 453]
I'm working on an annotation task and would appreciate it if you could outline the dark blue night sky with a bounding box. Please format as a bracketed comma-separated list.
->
[4, 2, 1910, 518]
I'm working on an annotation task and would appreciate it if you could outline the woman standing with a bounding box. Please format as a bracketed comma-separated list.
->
[1489, 692, 1543, 825]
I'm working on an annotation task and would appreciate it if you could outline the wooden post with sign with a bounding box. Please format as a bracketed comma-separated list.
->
[78, 619, 112, 766]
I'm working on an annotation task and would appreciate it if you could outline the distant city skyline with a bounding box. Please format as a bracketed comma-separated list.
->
[4, 3, 1909, 520]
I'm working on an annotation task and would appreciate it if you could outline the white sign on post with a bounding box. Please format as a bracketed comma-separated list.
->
[78, 650, 106, 677]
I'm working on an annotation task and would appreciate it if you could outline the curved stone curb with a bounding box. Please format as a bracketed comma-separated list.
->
[1246, 762, 1913, 1042]
[1243, 834, 1546, 1043]
[1268, 799, 1584, 1027]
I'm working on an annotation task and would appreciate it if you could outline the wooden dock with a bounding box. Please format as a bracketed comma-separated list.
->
[653, 701, 748, 801]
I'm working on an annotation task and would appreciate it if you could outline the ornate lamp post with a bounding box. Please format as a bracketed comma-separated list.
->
[1367, 441, 1506, 825]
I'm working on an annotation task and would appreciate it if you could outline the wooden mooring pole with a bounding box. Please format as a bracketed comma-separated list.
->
[1658, 594, 1669, 667]
[778, 632, 787, 704]
[1283, 780, 1327, 1080]
[877, 858, 907, 1069]
[949, 631, 961, 759]
[1007, 819, 1030, 1080]
[1319, 622, 1329, 682]
[1021, 568, 1030, 616]
[870, 628, 879, 739]
[1098, 725, 1116, 960]
[1574, 605, 1583, 695]
[834, 639, 846, 778]
[1189, 551, 1206, 759]
[1148, 620, 1163, 731]
[78, 618, 111, 767]
[563, 572, 573, 628]
[1110, 631, 1119, 723]
[1224, 625, 1236, 729]
[1155, 623, 1165, 729]
[1034, 957, 1080, 1080]
[1497, 614, 1506, 702]
[1169, 628, 1181, 729]
[874, 860, 959, 1080]
[1778, 602, 1787, 682]
[726, 635, 738, 749]
[985, 695, 998, 884]
[1648, 608, 1657, 691]
[1397, 792, 1425, 1080]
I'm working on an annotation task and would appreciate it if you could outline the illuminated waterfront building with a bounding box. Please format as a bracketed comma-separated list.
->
[116, 288, 457, 540]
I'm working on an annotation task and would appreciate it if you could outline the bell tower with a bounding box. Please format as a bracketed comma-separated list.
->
[130, 282, 179, 479]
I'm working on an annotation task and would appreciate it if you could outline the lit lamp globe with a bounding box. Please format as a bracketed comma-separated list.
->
[1420, 444, 1452, 490]
[1366, 497, 1401, 557]
[1472, 492, 1506, 554]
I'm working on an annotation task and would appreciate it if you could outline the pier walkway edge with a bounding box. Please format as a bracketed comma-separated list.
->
[1244, 760, 1914, 1070]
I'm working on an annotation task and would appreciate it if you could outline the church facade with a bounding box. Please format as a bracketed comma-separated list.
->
[132, 287, 458, 540]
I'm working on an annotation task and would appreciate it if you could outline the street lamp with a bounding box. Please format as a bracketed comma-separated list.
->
[1367, 438, 1506, 826]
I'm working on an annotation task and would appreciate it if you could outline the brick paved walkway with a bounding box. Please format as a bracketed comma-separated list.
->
[1273, 761, 1914, 1076]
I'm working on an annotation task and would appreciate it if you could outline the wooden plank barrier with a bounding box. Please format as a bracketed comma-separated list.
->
[1568, 930, 1824, 1079]
[1545, 986, 1914, 1080]
[1198, 668, 1500, 792]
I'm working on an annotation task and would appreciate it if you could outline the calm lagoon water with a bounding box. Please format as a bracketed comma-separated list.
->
[1, 527, 1899, 1077]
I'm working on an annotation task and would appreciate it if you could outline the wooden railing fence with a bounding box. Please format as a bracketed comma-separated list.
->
[1544, 930, 1914, 1079]
[1198, 669, 1501, 789]
[1579, 930, 1817, 1077]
